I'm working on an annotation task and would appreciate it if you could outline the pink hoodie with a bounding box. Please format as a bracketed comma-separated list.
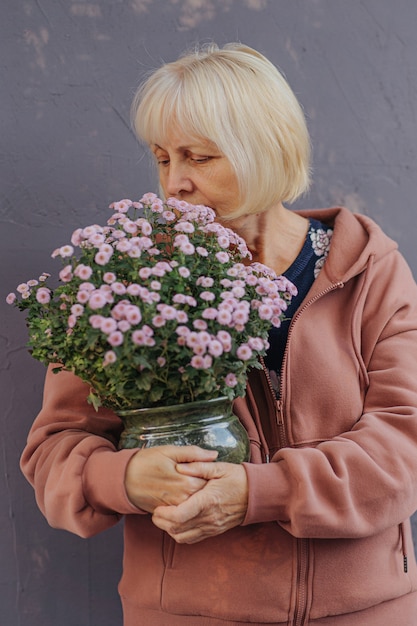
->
[21, 207, 417, 625]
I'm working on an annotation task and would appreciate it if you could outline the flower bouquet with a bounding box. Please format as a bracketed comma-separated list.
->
[7, 194, 296, 462]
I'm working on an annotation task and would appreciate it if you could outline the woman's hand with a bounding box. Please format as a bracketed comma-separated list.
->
[151, 461, 249, 543]
[124, 445, 218, 513]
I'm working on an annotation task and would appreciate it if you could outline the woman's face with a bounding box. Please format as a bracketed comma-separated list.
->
[151, 125, 240, 218]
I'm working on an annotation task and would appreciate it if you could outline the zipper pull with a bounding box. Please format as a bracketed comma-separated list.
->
[276, 399, 288, 448]
[276, 399, 284, 425]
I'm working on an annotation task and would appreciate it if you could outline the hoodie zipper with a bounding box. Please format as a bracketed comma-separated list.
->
[260, 357, 288, 451]
[271, 281, 344, 626]
[400, 522, 408, 573]
[279, 281, 344, 402]
[294, 538, 310, 626]
[261, 282, 344, 454]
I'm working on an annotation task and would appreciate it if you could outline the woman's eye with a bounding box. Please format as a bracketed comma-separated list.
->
[157, 159, 170, 166]
[191, 156, 210, 163]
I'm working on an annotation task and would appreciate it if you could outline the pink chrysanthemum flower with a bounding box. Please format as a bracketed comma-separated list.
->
[76, 290, 90, 304]
[100, 318, 118, 334]
[71, 228, 83, 246]
[176, 325, 190, 336]
[74, 264, 93, 280]
[156, 304, 176, 320]
[126, 283, 141, 296]
[116, 239, 131, 253]
[200, 291, 216, 302]
[217, 235, 230, 248]
[217, 309, 232, 325]
[258, 304, 273, 320]
[111, 282, 127, 295]
[193, 319, 208, 330]
[138, 267, 152, 279]
[175, 221, 195, 233]
[131, 330, 146, 346]
[248, 337, 264, 351]
[59, 245, 74, 258]
[88, 291, 107, 310]
[208, 339, 223, 357]
[95, 250, 112, 266]
[79, 282, 95, 292]
[123, 220, 138, 235]
[136, 219, 152, 236]
[225, 373, 238, 388]
[152, 315, 166, 328]
[217, 331, 232, 352]
[215, 251, 229, 263]
[59, 265, 73, 283]
[232, 309, 249, 325]
[178, 267, 191, 278]
[107, 331, 124, 347]
[197, 276, 214, 288]
[236, 344, 253, 360]
[67, 314, 77, 328]
[125, 305, 142, 325]
[89, 314, 104, 329]
[176, 311, 188, 323]
[202, 308, 218, 320]
[71, 304, 84, 317]
[190, 355, 208, 369]
[137, 237, 153, 250]
[103, 351, 117, 366]
[162, 210, 176, 221]
[180, 242, 195, 255]
[103, 272, 117, 284]
[111, 199, 132, 213]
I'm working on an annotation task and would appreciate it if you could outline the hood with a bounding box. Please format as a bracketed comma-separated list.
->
[296, 206, 398, 285]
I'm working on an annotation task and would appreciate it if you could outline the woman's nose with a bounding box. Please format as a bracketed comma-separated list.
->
[163, 162, 193, 197]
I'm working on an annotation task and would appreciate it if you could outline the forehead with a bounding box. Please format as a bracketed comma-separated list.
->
[150, 124, 219, 153]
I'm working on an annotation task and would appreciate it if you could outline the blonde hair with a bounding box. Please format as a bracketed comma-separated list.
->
[131, 43, 311, 218]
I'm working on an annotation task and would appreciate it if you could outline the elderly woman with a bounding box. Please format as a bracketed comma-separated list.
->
[21, 43, 417, 625]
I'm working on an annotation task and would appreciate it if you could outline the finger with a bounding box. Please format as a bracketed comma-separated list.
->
[153, 487, 212, 535]
[153, 493, 204, 527]
[154, 504, 229, 544]
[167, 527, 210, 545]
[163, 445, 219, 464]
[175, 460, 227, 479]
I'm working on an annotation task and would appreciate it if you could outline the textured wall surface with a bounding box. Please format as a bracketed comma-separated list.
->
[2, 1, 417, 624]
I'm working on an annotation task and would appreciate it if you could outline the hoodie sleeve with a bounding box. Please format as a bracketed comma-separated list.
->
[20, 366, 143, 539]
[242, 248, 417, 539]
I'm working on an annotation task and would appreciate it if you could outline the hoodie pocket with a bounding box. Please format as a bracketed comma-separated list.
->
[310, 525, 416, 620]
[160, 522, 295, 622]
[162, 532, 176, 569]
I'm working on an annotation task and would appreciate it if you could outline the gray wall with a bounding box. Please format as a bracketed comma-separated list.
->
[2, 1, 417, 624]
